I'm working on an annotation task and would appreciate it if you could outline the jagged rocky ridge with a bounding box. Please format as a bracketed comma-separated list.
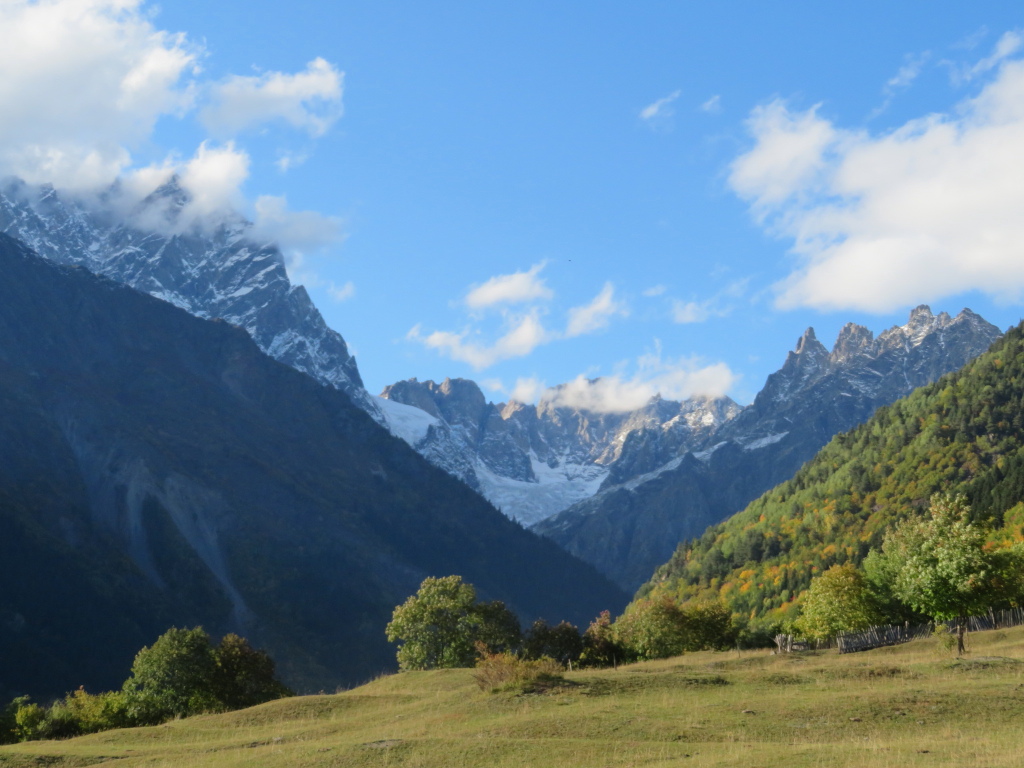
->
[0, 177, 377, 415]
[378, 378, 741, 526]
[533, 306, 1003, 591]
[0, 234, 627, 700]
[1, 179, 1002, 597]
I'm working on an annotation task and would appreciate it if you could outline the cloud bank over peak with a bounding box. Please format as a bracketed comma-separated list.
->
[730, 35, 1024, 313]
[0, 0, 345, 263]
[539, 347, 737, 414]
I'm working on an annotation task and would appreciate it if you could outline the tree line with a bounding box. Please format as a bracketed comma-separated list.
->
[0, 627, 289, 744]
[384, 574, 745, 675]
[387, 492, 1024, 676]
[796, 493, 1024, 654]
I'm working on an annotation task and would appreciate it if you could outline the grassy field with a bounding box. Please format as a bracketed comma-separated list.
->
[3, 626, 1024, 768]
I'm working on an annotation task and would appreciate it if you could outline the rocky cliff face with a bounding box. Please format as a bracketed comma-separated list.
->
[533, 306, 1003, 591]
[378, 378, 740, 526]
[0, 177, 376, 415]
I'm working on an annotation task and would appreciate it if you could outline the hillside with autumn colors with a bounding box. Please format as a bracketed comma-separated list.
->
[640, 323, 1024, 626]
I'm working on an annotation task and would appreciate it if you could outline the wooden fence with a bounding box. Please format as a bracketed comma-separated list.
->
[775, 607, 1024, 655]
[835, 622, 932, 654]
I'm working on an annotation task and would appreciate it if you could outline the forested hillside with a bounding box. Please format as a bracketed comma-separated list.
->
[641, 322, 1024, 624]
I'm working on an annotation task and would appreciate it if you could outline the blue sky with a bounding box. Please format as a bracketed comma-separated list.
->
[3, 1, 1024, 408]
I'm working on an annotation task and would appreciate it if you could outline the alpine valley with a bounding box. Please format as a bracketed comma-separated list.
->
[0, 178, 1005, 701]
[0, 192, 626, 700]
[382, 309, 1001, 590]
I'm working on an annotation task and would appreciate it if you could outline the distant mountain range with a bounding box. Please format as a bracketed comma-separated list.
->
[378, 308, 1001, 590]
[535, 307, 1002, 589]
[0, 234, 625, 701]
[0, 176, 1004, 602]
[378, 378, 740, 526]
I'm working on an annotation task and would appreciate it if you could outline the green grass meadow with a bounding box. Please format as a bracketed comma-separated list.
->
[5, 625, 1024, 768]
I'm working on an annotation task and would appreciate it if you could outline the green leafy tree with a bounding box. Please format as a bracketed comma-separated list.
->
[580, 610, 624, 668]
[12, 699, 46, 742]
[794, 563, 884, 642]
[680, 599, 738, 651]
[522, 620, 583, 666]
[212, 634, 292, 710]
[877, 494, 1024, 655]
[122, 627, 221, 723]
[473, 601, 522, 656]
[0, 697, 18, 744]
[614, 596, 688, 661]
[386, 576, 484, 670]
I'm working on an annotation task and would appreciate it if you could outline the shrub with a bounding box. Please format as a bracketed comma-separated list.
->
[63, 688, 131, 734]
[472, 653, 565, 693]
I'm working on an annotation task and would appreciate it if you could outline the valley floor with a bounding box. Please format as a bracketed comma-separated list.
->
[4, 626, 1024, 768]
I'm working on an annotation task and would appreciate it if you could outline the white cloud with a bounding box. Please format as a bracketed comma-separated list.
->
[407, 312, 552, 370]
[643, 284, 667, 297]
[729, 100, 841, 216]
[949, 30, 1023, 85]
[953, 27, 989, 52]
[640, 89, 681, 121]
[869, 52, 931, 120]
[201, 58, 343, 137]
[509, 377, 547, 404]
[700, 95, 722, 114]
[328, 281, 355, 302]
[565, 283, 628, 337]
[541, 348, 737, 414]
[885, 53, 930, 92]
[180, 141, 250, 219]
[730, 41, 1024, 313]
[0, 0, 345, 262]
[412, 276, 627, 371]
[671, 300, 712, 324]
[252, 194, 343, 252]
[465, 262, 553, 309]
[0, 0, 199, 190]
[669, 280, 747, 324]
[276, 151, 309, 172]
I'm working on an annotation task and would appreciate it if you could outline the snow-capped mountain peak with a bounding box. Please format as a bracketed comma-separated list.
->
[0, 177, 377, 416]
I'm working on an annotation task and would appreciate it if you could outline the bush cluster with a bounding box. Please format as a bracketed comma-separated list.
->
[472, 653, 565, 693]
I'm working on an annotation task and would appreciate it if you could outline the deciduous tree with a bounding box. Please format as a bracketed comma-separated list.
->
[876, 494, 1024, 655]
[387, 576, 521, 670]
[794, 563, 883, 642]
